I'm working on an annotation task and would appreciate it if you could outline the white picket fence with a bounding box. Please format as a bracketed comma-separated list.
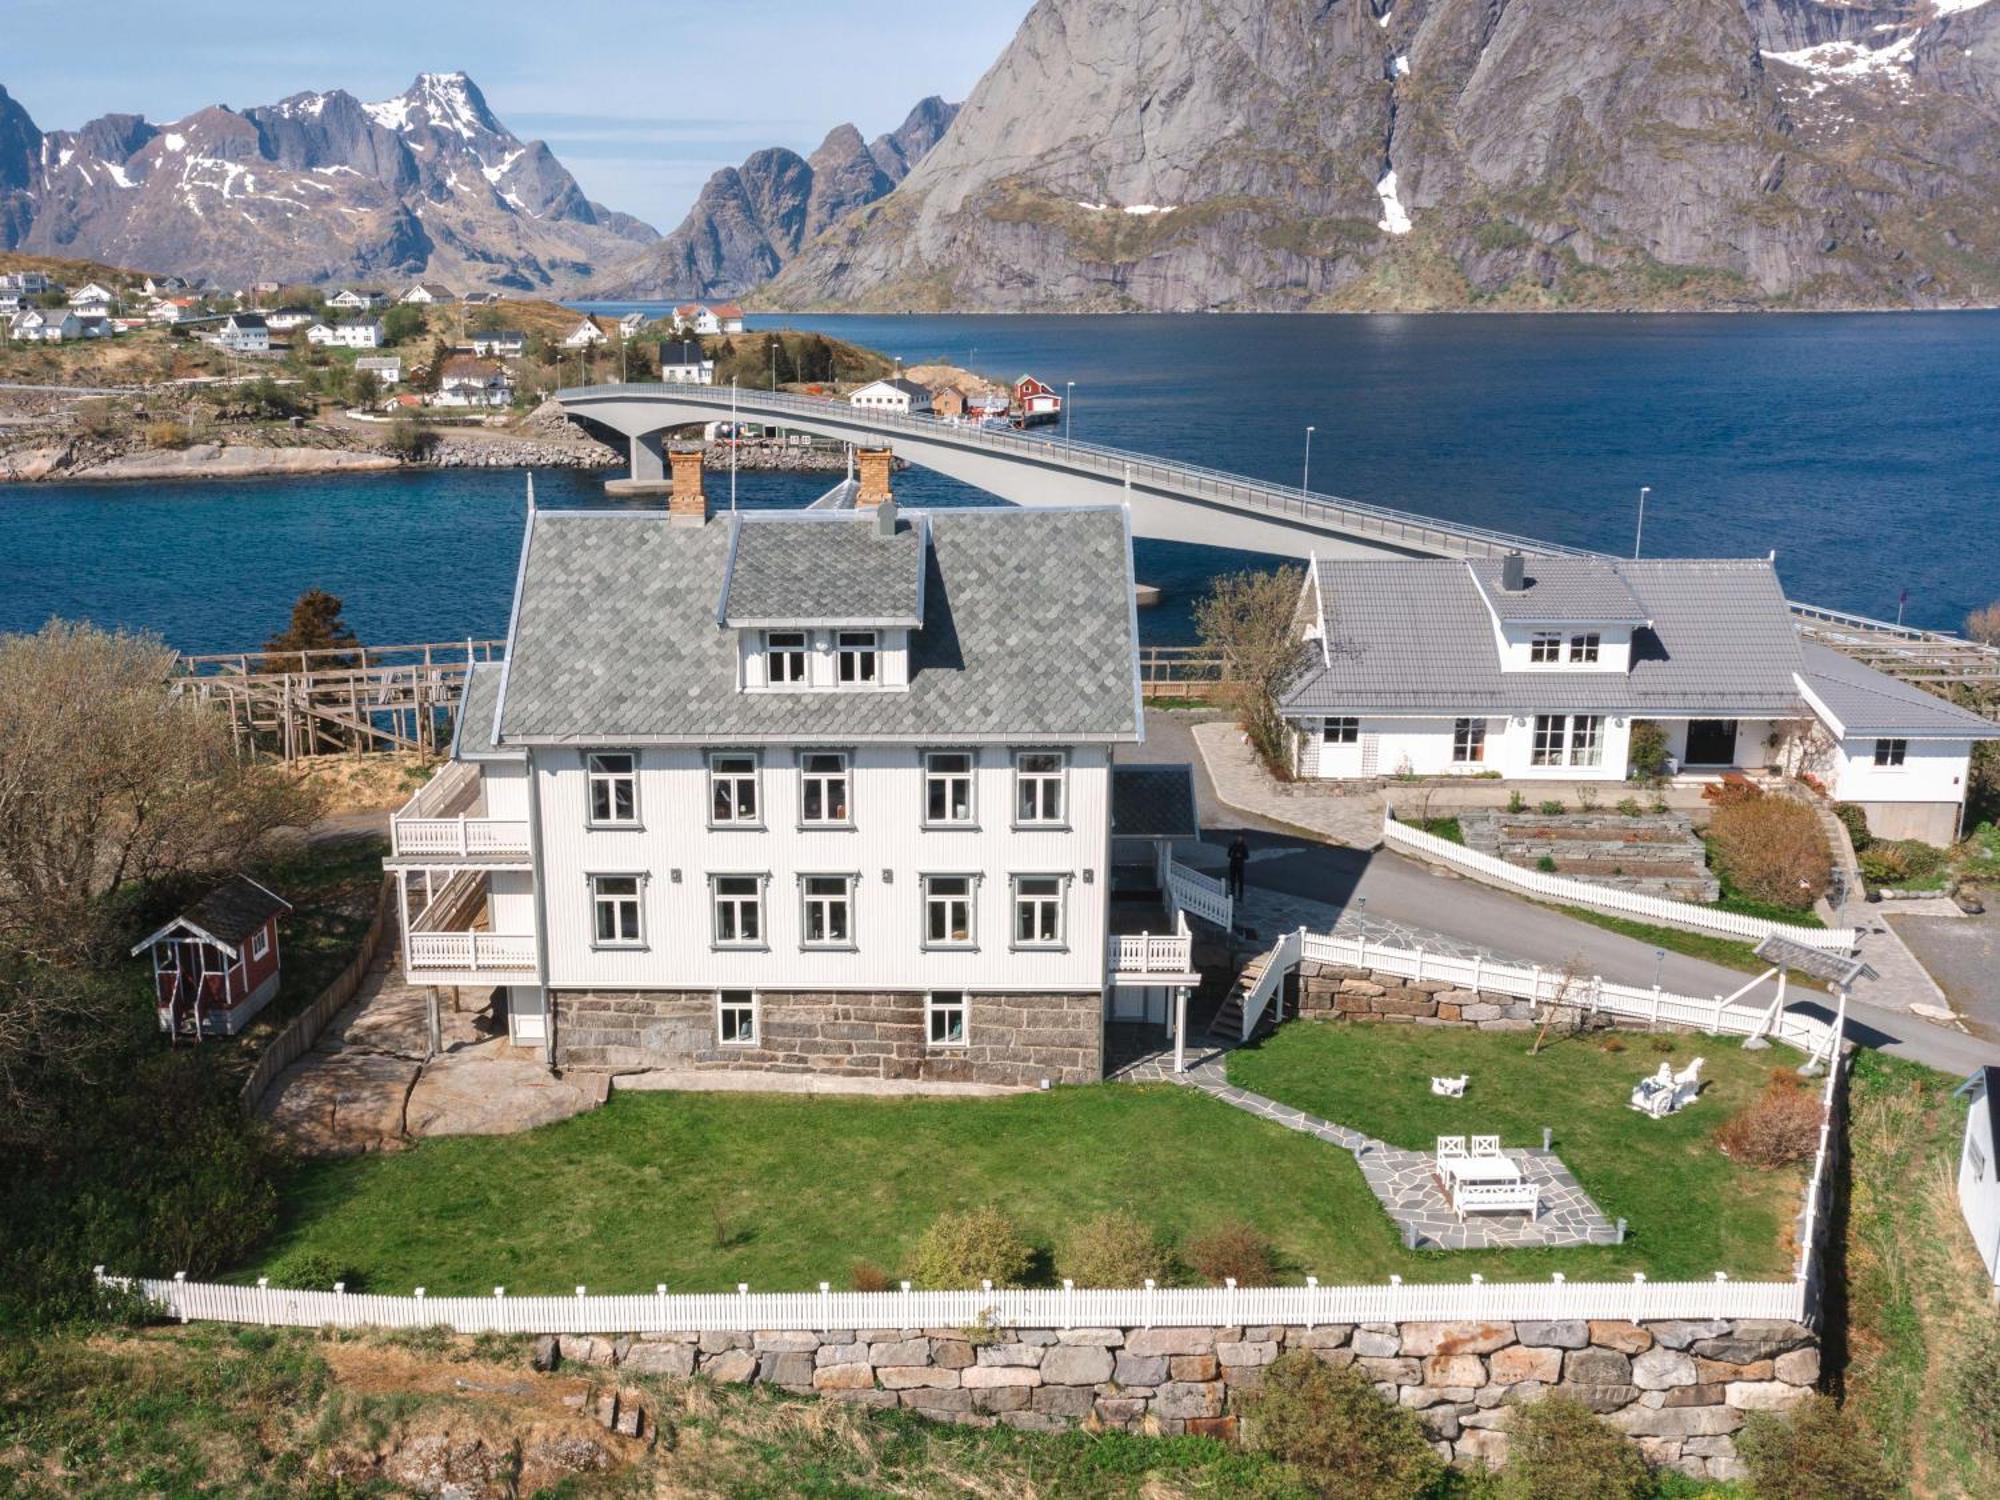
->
[101, 1268, 1811, 1335]
[1382, 816, 1857, 953]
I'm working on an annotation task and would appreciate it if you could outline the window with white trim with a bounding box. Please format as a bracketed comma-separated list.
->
[717, 989, 758, 1045]
[1012, 875, 1065, 948]
[1322, 717, 1358, 745]
[837, 630, 878, 684]
[1452, 718, 1486, 764]
[924, 751, 975, 825]
[586, 751, 638, 825]
[802, 875, 854, 947]
[1014, 750, 1066, 825]
[1532, 714, 1565, 766]
[765, 630, 807, 685]
[800, 751, 851, 825]
[711, 875, 764, 947]
[1530, 633, 1563, 664]
[708, 752, 760, 825]
[1568, 715, 1603, 768]
[591, 874, 643, 947]
[926, 990, 967, 1046]
[1568, 633, 1601, 664]
[1873, 738, 1908, 768]
[923, 875, 975, 947]
[249, 927, 271, 961]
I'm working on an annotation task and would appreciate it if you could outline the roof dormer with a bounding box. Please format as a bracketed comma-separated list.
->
[1468, 555, 1652, 674]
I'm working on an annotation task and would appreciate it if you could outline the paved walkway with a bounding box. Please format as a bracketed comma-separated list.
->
[1189, 721, 1385, 847]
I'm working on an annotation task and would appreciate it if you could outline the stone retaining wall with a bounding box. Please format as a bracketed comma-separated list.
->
[553, 989, 1101, 1086]
[1296, 959, 1542, 1029]
[540, 1315, 1815, 1480]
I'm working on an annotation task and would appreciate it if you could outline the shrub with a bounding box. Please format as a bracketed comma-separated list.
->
[267, 1250, 360, 1291]
[1701, 772, 1763, 809]
[1498, 1393, 1650, 1499]
[1736, 1394, 1895, 1500]
[1183, 1219, 1276, 1286]
[1627, 721, 1670, 780]
[1706, 792, 1830, 910]
[1239, 1352, 1444, 1500]
[1507, 789, 1527, 814]
[1059, 1210, 1168, 1287]
[1536, 855, 1558, 873]
[1576, 785, 1600, 812]
[385, 416, 439, 461]
[145, 420, 192, 449]
[1616, 797, 1643, 818]
[1833, 802, 1873, 852]
[909, 1206, 1034, 1289]
[1537, 800, 1566, 816]
[1717, 1075, 1824, 1168]
[849, 1259, 891, 1293]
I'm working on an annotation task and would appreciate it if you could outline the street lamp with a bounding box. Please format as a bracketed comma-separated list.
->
[1653, 948, 1666, 989]
[1303, 425, 1316, 498]
[1065, 381, 1075, 440]
[1634, 485, 1651, 559]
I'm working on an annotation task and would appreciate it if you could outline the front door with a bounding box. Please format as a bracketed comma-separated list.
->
[1685, 720, 1739, 767]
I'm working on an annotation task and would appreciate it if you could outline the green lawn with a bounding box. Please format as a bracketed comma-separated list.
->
[1228, 1023, 1804, 1280]
[1534, 899, 1771, 974]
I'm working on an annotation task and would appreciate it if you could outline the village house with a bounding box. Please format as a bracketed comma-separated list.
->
[308, 318, 387, 350]
[381, 456, 1206, 1085]
[400, 281, 455, 305]
[434, 354, 511, 408]
[968, 392, 1012, 425]
[2, 271, 53, 295]
[1014, 374, 1062, 426]
[142, 275, 188, 296]
[67, 282, 117, 316]
[149, 297, 200, 324]
[673, 301, 745, 336]
[849, 376, 934, 415]
[618, 311, 648, 338]
[264, 307, 315, 332]
[8, 307, 81, 342]
[131, 876, 291, 1040]
[1280, 553, 2000, 843]
[1958, 1068, 2000, 1293]
[469, 329, 525, 358]
[659, 338, 715, 385]
[460, 290, 500, 307]
[562, 317, 609, 349]
[214, 312, 270, 353]
[0, 290, 23, 315]
[930, 386, 967, 421]
[354, 355, 403, 387]
[326, 288, 388, 311]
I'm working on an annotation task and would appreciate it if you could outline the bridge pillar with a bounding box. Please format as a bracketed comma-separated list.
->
[606, 429, 673, 497]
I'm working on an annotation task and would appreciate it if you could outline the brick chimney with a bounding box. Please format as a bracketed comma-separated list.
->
[668, 446, 706, 524]
[856, 446, 893, 508]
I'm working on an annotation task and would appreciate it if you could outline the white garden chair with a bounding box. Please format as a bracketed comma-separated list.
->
[1471, 1134, 1502, 1158]
[1435, 1135, 1468, 1164]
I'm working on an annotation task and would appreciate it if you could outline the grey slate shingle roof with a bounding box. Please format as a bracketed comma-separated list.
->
[452, 663, 516, 760]
[720, 511, 926, 627]
[495, 506, 1140, 745]
[1283, 558, 1806, 717]
[1467, 558, 1649, 624]
[1111, 764, 1198, 839]
[1797, 642, 2000, 740]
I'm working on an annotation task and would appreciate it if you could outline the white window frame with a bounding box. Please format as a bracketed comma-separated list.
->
[1873, 738, 1908, 769]
[1531, 714, 1566, 767]
[1011, 874, 1066, 950]
[1013, 749, 1067, 826]
[1322, 717, 1359, 745]
[923, 750, 976, 827]
[801, 873, 856, 949]
[1568, 632, 1601, 664]
[1452, 718, 1486, 764]
[590, 873, 645, 949]
[926, 990, 968, 1048]
[837, 629, 879, 685]
[708, 750, 762, 827]
[1568, 715, 1603, 768]
[586, 750, 639, 827]
[1530, 632, 1563, 665]
[765, 629, 808, 686]
[710, 873, 766, 949]
[922, 873, 977, 949]
[799, 750, 852, 827]
[249, 927, 271, 962]
[717, 989, 759, 1046]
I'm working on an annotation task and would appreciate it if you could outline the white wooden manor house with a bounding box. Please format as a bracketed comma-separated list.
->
[386, 455, 1216, 1085]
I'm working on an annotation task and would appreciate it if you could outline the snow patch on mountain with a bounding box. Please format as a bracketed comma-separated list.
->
[1375, 170, 1412, 235]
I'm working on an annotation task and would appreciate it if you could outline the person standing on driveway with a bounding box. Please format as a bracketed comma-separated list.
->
[1226, 832, 1250, 901]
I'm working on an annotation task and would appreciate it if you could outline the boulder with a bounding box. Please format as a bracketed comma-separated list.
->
[1032, 1384, 1098, 1416]
[971, 1385, 1033, 1413]
[558, 1335, 617, 1366]
[1040, 1344, 1114, 1385]
[960, 1364, 1040, 1389]
[1216, 1339, 1279, 1367]
[1615, 1403, 1746, 1437]
[1515, 1320, 1590, 1349]
[1489, 1345, 1562, 1385]
[1689, 1322, 1814, 1365]
[1644, 1320, 1733, 1351]
[1567, 1384, 1642, 1414]
[705, 1349, 757, 1384]
[1055, 1328, 1124, 1345]
[870, 1338, 931, 1367]
[1727, 1381, 1810, 1411]
[1352, 1328, 1402, 1357]
[1455, 1428, 1510, 1466]
[758, 1351, 815, 1387]
[1170, 1354, 1219, 1381]
[1775, 1347, 1821, 1386]
[817, 1342, 870, 1367]
[878, 1365, 960, 1389]
[1154, 1381, 1226, 1420]
[754, 1330, 821, 1351]
[1401, 1321, 1515, 1356]
[531, 1334, 560, 1371]
[1633, 1348, 1699, 1390]
[1588, 1321, 1653, 1354]
[698, 1330, 751, 1354]
[1565, 1348, 1633, 1385]
[620, 1342, 695, 1378]
[975, 1343, 1044, 1367]
[813, 1362, 879, 1392]
[1125, 1327, 1217, 1357]
[1114, 1352, 1170, 1386]
[1423, 1354, 1488, 1388]
[932, 1340, 976, 1370]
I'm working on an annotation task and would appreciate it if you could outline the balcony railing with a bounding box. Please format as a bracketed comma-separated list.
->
[392, 817, 532, 859]
[406, 931, 538, 974]
[1109, 918, 1195, 979]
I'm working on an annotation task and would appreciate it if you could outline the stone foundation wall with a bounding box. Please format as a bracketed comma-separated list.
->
[541, 1315, 1815, 1481]
[553, 989, 1101, 1086]
[1296, 960, 1541, 1029]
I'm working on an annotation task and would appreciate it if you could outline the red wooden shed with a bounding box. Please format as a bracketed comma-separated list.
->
[131, 876, 291, 1040]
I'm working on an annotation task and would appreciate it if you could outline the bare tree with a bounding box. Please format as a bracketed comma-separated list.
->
[1194, 566, 1311, 776]
[1967, 600, 2000, 646]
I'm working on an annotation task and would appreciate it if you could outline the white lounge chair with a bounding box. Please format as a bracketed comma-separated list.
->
[1430, 1074, 1468, 1098]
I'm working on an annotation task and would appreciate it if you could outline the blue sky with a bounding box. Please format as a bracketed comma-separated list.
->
[2, 0, 1033, 230]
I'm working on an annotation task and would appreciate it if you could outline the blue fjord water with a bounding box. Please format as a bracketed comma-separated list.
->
[3, 312, 1997, 653]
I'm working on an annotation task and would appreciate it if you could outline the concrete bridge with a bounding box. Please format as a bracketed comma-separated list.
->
[552, 382, 1594, 562]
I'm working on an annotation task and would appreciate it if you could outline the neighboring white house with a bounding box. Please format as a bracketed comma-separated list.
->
[380, 461, 1176, 1080]
[672, 301, 744, 336]
[264, 307, 316, 332]
[1959, 1068, 2000, 1294]
[68, 282, 116, 316]
[2, 271, 53, 295]
[849, 377, 934, 415]
[8, 307, 81, 342]
[142, 275, 187, 296]
[561, 317, 608, 349]
[434, 355, 510, 408]
[215, 313, 270, 353]
[469, 330, 525, 358]
[400, 281, 454, 305]
[354, 355, 402, 387]
[461, 290, 500, 307]
[1278, 554, 1999, 840]
[326, 288, 387, 311]
[308, 319, 386, 349]
[618, 311, 647, 338]
[660, 338, 714, 385]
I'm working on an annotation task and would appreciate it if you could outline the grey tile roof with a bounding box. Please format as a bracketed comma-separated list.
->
[1111, 764, 1198, 839]
[1797, 642, 2000, 740]
[496, 506, 1141, 745]
[452, 662, 517, 760]
[1467, 557, 1649, 624]
[1283, 558, 1805, 717]
[719, 510, 926, 628]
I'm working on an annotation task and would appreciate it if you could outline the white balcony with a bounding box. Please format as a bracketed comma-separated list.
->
[389, 759, 531, 863]
[407, 930, 538, 975]
[1108, 909, 1198, 985]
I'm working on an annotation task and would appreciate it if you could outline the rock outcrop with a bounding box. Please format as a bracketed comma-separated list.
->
[0, 72, 657, 293]
[765, 0, 2000, 311]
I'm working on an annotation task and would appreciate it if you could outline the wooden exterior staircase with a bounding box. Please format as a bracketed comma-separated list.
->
[1204, 949, 1277, 1044]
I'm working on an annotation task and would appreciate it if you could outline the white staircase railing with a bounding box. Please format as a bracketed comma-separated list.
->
[1240, 928, 1302, 1042]
[1165, 857, 1232, 932]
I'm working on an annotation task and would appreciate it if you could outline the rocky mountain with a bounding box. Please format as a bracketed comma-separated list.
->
[0, 73, 656, 292]
[765, 0, 2000, 312]
[591, 96, 958, 300]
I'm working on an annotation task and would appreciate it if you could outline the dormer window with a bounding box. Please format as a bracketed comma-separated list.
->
[838, 630, 878, 685]
[766, 630, 807, 684]
[1530, 633, 1562, 664]
[1568, 633, 1601, 664]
